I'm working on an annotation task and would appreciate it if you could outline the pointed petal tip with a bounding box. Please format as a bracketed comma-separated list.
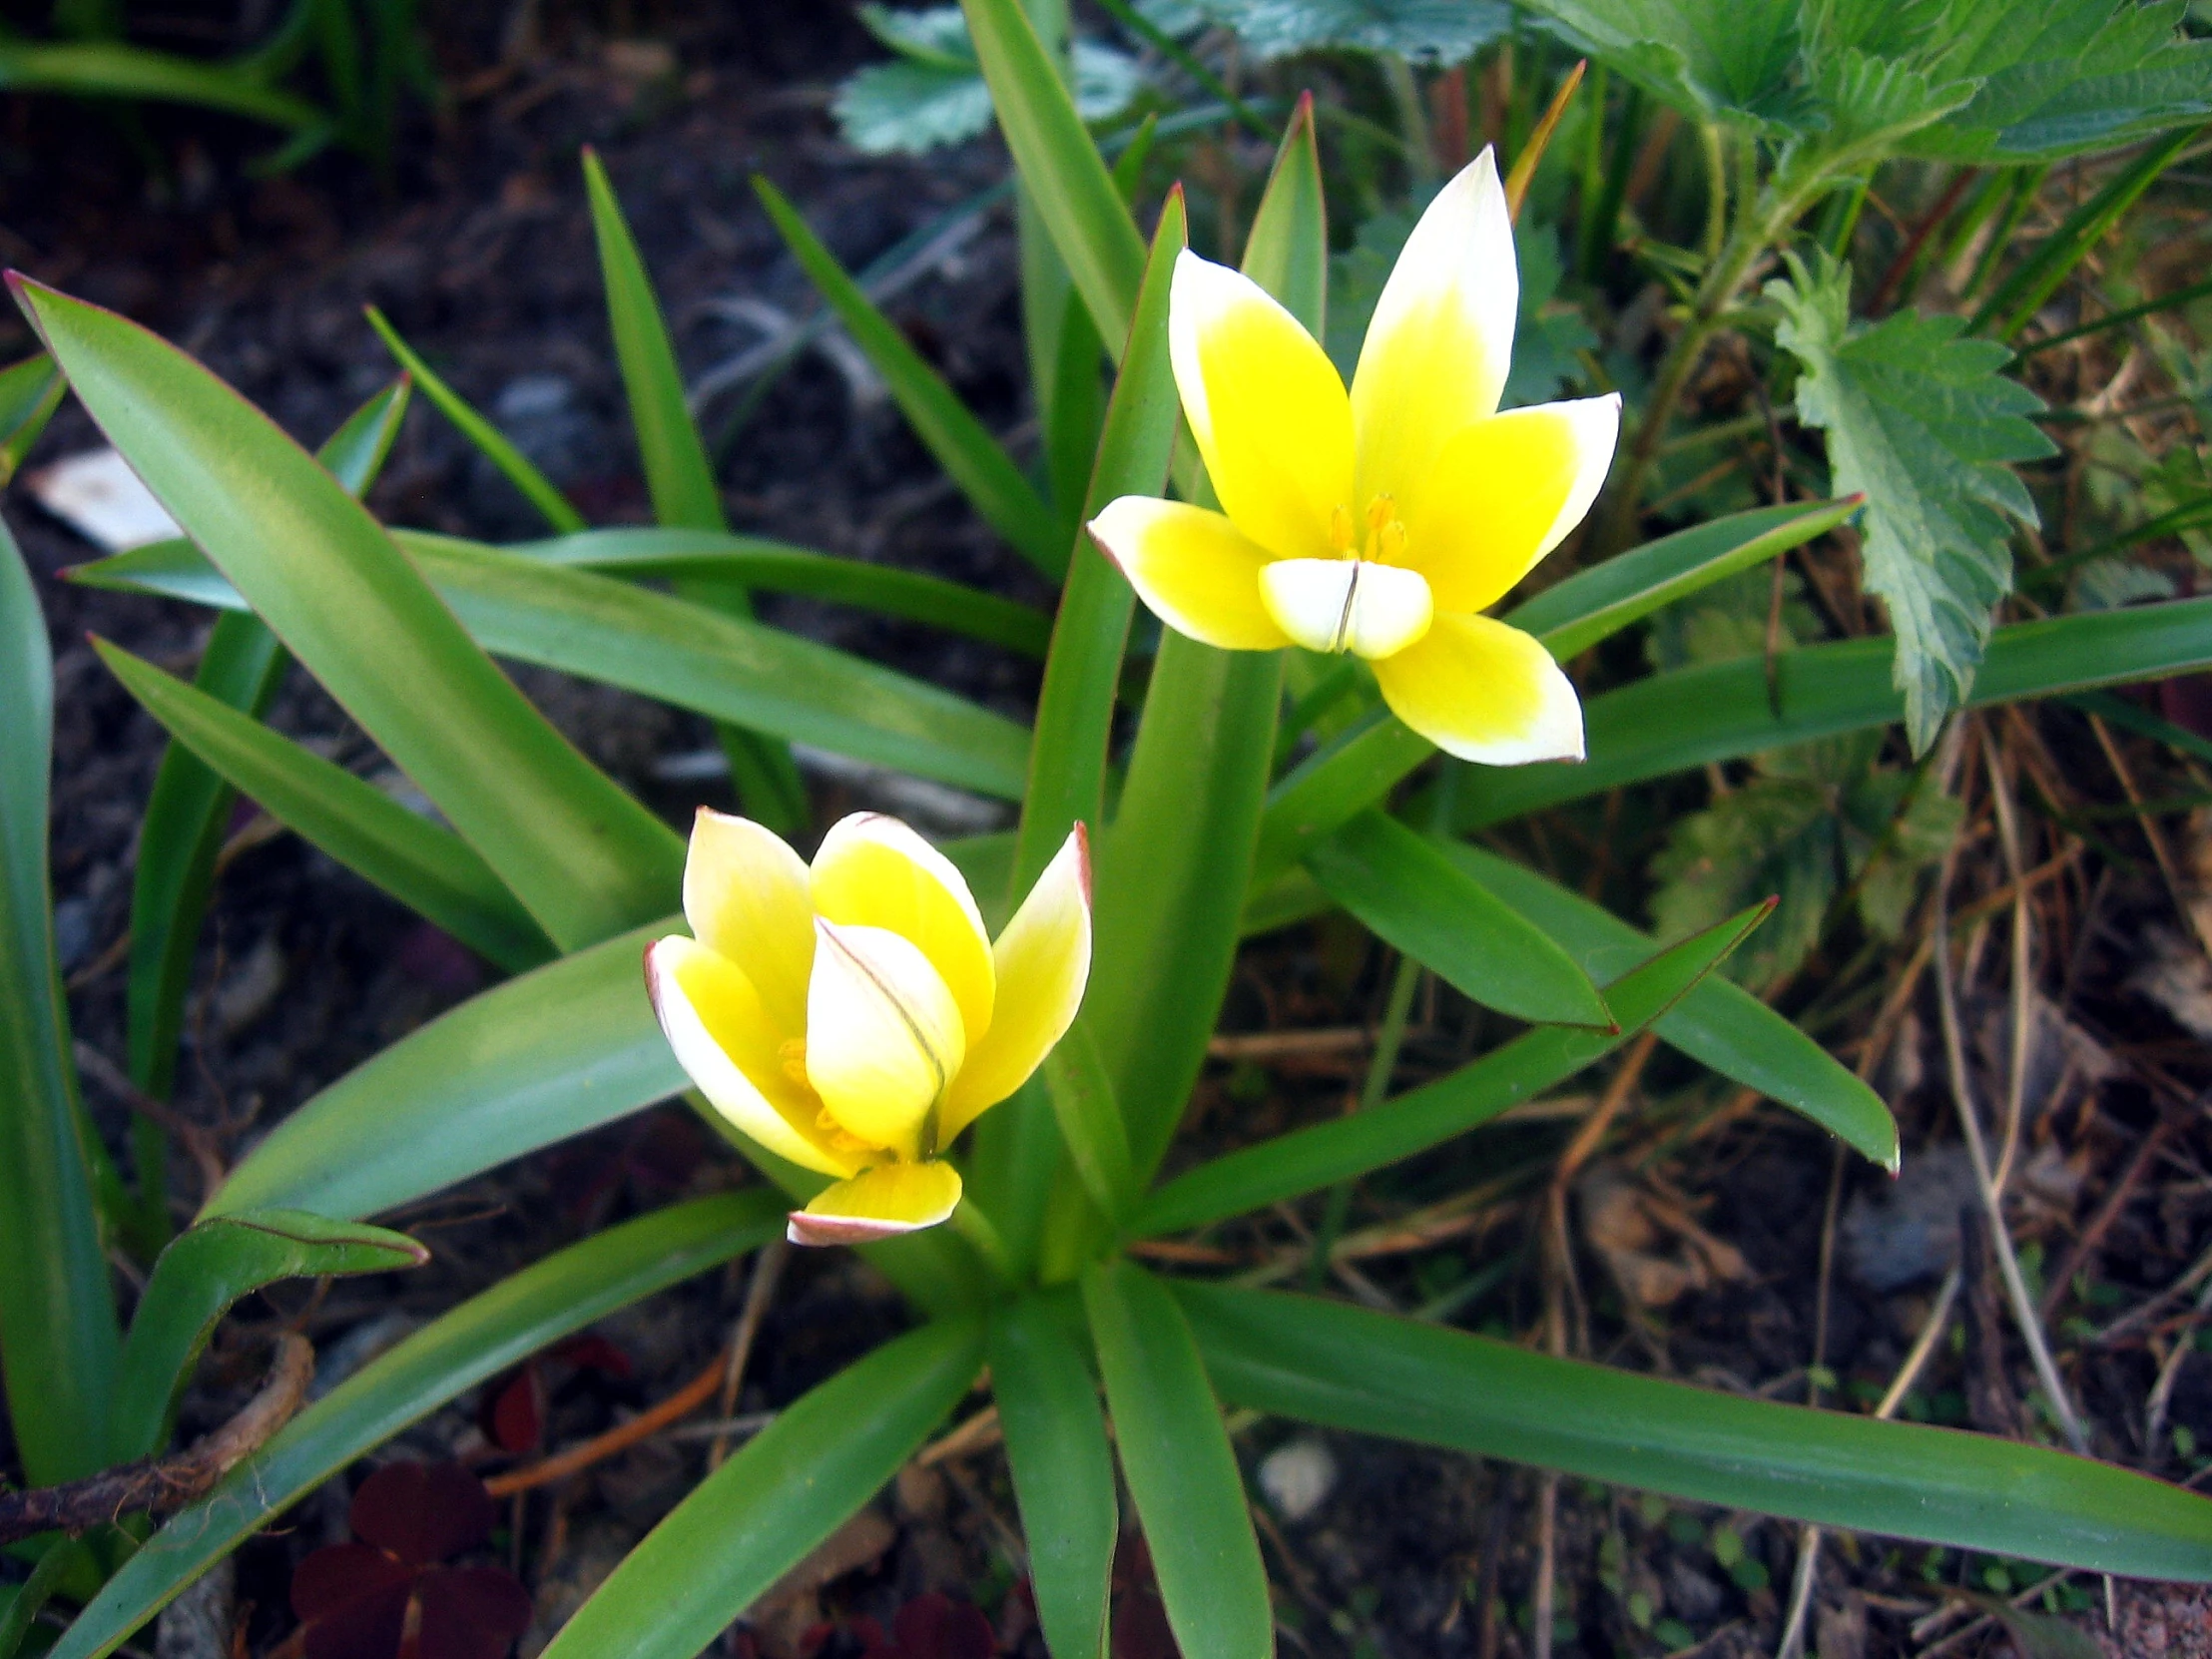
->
[1070, 820, 1093, 908]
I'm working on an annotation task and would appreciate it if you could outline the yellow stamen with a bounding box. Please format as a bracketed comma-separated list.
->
[780, 1037, 811, 1089]
[1330, 503, 1356, 554]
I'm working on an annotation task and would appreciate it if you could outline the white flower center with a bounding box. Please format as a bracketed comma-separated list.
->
[1261, 498, 1431, 660]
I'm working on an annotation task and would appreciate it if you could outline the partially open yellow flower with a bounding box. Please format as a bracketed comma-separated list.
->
[646, 810, 1091, 1246]
[1089, 149, 1619, 766]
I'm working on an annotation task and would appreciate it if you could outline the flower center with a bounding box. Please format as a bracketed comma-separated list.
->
[1329, 495, 1408, 565]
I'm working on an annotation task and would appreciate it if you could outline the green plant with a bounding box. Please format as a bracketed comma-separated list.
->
[6, 1, 2212, 1656]
[0, 0, 433, 172]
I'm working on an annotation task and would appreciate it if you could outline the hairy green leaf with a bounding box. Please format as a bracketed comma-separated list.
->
[1771, 250, 2054, 752]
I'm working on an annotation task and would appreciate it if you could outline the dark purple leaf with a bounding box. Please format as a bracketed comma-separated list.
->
[350, 1461, 497, 1566]
[416, 1566, 534, 1659]
[889, 1593, 995, 1659]
[291, 1545, 415, 1659]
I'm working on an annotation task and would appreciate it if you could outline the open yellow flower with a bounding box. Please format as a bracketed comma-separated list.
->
[1088, 149, 1619, 765]
[646, 810, 1091, 1246]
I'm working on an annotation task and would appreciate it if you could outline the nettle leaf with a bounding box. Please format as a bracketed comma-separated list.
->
[1524, 0, 2211, 160]
[1189, 0, 1514, 64]
[1769, 251, 2054, 754]
[833, 8, 1142, 155]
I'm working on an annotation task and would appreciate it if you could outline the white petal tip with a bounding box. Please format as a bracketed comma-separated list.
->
[787, 1210, 932, 1247]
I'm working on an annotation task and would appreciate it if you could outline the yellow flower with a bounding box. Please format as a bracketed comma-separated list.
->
[1088, 149, 1619, 766]
[646, 810, 1091, 1246]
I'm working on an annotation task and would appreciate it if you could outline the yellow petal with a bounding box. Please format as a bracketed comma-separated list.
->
[806, 919, 966, 1159]
[645, 936, 854, 1178]
[1170, 250, 1353, 562]
[1371, 612, 1584, 766]
[940, 824, 1092, 1143]
[811, 812, 994, 1043]
[788, 1160, 963, 1247]
[682, 809, 815, 1036]
[1088, 497, 1292, 651]
[1258, 558, 1433, 660]
[1401, 395, 1622, 615]
[1350, 149, 1516, 515]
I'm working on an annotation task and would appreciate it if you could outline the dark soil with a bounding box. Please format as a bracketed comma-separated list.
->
[5, 8, 2211, 1659]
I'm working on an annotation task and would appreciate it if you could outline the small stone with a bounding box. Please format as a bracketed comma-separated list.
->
[156, 1554, 234, 1659]
[1840, 1146, 1978, 1293]
[51, 896, 94, 972]
[1257, 1436, 1337, 1524]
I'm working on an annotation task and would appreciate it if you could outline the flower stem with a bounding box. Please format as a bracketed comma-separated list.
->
[952, 1192, 1017, 1283]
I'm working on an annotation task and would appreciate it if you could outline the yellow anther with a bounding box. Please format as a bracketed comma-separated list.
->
[1330, 503, 1356, 554]
[780, 1037, 811, 1089]
[1375, 519, 1407, 563]
[1366, 494, 1397, 534]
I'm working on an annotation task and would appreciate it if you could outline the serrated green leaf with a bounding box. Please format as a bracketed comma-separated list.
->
[1770, 250, 2055, 753]
[1198, 0, 1512, 64]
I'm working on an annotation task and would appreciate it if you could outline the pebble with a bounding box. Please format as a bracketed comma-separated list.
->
[1257, 1436, 1337, 1524]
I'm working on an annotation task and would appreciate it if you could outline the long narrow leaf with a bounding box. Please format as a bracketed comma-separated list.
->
[1179, 1283, 2212, 1581]
[16, 278, 684, 950]
[1130, 903, 1769, 1237]
[109, 1210, 425, 1462]
[69, 533, 1035, 804]
[0, 521, 119, 1483]
[96, 641, 556, 974]
[50, 1194, 786, 1659]
[364, 306, 585, 534]
[1458, 597, 2212, 829]
[756, 178, 1064, 578]
[1307, 811, 1612, 1028]
[540, 1319, 984, 1659]
[1084, 1261, 1273, 1659]
[990, 1293, 1118, 1659]
[410, 539, 1033, 802]
[500, 527, 1054, 657]
[1503, 496, 1864, 662]
[582, 150, 807, 830]
[128, 379, 411, 1102]
[960, 0, 1146, 353]
[1442, 841, 1899, 1168]
[205, 918, 678, 1221]
[0, 352, 62, 486]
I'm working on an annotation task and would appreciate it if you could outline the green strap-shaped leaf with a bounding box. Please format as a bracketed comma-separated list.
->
[1441, 840, 1899, 1168]
[1458, 596, 2212, 829]
[109, 1210, 426, 1463]
[501, 527, 1055, 657]
[1043, 1015, 1136, 1219]
[756, 177, 1065, 579]
[582, 149, 807, 832]
[1252, 498, 1872, 887]
[410, 539, 1033, 802]
[68, 534, 1035, 801]
[1177, 1281, 2212, 1581]
[96, 642, 556, 974]
[990, 1292, 1118, 1659]
[1089, 101, 1327, 1189]
[204, 918, 679, 1221]
[1084, 1261, 1273, 1659]
[0, 351, 63, 486]
[960, 0, 1146, 354]
[1308, 811, 1612, 1028]
[1130, 902, 1768, 1237]
[0, 520, 119, 1484]
[0, 39, 328, 130]
[364, 307, 585, 534]
[15, 277, 684, 950]
[1504, 496, 1865, 662]
[49, 1193, 786, 1659]
[1237, 93, 1325, 339]
[128, 379, 413, 1103]
[540, 1318, 984, 1659]
[1009, 186, 1185, 895]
